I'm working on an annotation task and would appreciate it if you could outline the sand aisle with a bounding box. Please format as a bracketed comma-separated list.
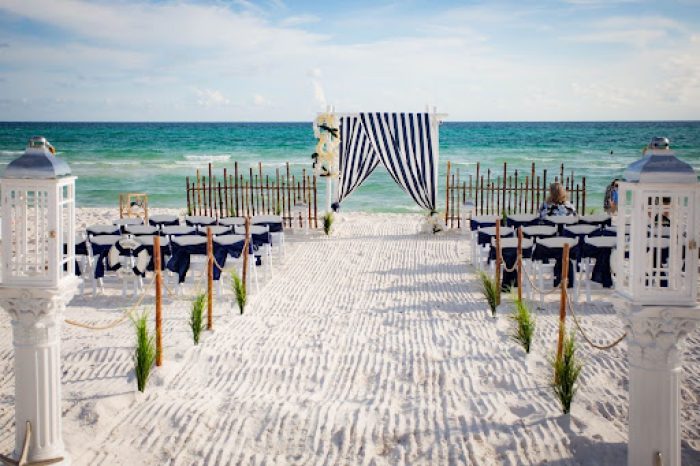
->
[0, 212, 698, 465]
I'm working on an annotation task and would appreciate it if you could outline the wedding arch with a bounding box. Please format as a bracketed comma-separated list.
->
[329, 112, 444, 212]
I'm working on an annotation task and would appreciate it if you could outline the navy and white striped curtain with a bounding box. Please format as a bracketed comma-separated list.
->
[334, 112, 438, 211]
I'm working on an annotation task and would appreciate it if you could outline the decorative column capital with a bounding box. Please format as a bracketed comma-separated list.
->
[0, 280, 78, 346]
[618, 304, 700, 369]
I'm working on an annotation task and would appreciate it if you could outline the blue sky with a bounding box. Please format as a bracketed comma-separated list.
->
[0, 0, 699, 121]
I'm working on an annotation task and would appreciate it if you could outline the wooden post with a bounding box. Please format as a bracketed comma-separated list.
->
[234, 162, 239, 216]
[530, 162, 536, 213]
[445, 161, 451, 223]
[186, 176, 191, 216]
[154, 235, 163, 366]
[582, 176, 587, 214]
[275, 168, 281, 216]
[556, 243, 570, 363]
[502, 162, 507, 217]
[495, 221, 502, 306]
[196, 169, 201, 215]
[242, 216, 250, 292]
[208, 163, 213, 217]
[223, 168, 229, 217]
[207, 227, 213, 331]
[517, 227, 523, 302]
[475, 162, 480, 215]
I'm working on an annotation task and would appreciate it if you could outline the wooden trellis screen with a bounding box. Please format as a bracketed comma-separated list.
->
[444, 161, 587, 228]
[186, 162, 318, 229]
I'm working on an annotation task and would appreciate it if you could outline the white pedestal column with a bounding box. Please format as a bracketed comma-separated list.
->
[0, 283, 77, 465]
[618, 304, 699, 466]
[326, 176, 332, 213]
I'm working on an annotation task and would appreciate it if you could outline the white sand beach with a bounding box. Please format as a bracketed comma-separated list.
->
[1, 209, 699, 465]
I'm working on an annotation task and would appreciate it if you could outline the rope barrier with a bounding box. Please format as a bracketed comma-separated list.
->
[64, 275, 156, 330]
[522, 267, 562, 295]
[566, 292, 627, 350]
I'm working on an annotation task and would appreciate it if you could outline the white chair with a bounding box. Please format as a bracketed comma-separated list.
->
[575, 236, 617, 303]
[234, 224, 273, 279]
[212, 234, 259, 296]
[170, 235, 208, 295]
[532, 237, 577, 308]
[87, 234, 122, 295]
[477, 226, 513, 272]
[107, 238, 146, 297]
[252, 215, 285, 259]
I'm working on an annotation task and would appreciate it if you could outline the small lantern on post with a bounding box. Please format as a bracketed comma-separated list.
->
[0, 136, 79, 465]
[615, 137, 700, 466]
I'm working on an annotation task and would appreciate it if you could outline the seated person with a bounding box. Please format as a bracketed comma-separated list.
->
[539, 182, 577, 218]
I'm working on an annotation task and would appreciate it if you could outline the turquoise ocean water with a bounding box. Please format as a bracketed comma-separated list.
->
[0, 121, 698, 213]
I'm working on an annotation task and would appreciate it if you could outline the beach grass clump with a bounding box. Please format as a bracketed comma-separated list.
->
[131, 311, 156, 392]
[550, 327, 583, 414]
[190, 293, 206, 344]
[511, 297, 535, 353]
[231, 270, 247, 315]
[478, 271, 499, 316]
[323, 212, 334, 235]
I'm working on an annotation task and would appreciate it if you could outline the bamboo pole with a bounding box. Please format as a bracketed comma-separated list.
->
[517, 227, 523, 302]
[275, 168, 281, 216]
[242, 216, 250, 292]
[196, 169, 201, 215]
[154, 235, 163, 366]
[223, 168, 228, 217]
[207, 227, 213, 331]
[530, 162, 536, 213]
[208, 163, 213, 217]
[495, 221, 502, 306]
[445, 161, 451, 223]
[186, 176, 191, 216]
[556, 243, 571, 363]
[582, 177, 587, 214]
[234, 162, 239, 216]
[249, 167, 255, 216]
[502, 162, 507, 216]
[475, 162, 480, 215]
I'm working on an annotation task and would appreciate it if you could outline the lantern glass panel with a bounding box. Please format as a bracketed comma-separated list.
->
[6, 186, 51, 281]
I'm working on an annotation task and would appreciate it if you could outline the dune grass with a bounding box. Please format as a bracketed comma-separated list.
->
[131, 311, 156, 392]
[190, 293, 206, 344]
[479, 271, 500, 316]
[231, 270, 247, 315]
[551, 327, 584, 414]
[511, 297, 535, 353]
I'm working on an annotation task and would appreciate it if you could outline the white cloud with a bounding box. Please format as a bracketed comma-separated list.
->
[194, 88, 231, 107]
[253, 93, 272, 107]
[0, 1, 698, 121]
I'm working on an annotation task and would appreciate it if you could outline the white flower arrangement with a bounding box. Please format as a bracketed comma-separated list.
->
[313, 112, 340, 177]
[421, 210, 446, 235]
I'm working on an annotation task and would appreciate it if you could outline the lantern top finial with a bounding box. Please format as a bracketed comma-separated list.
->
[2, 136, 71, 180]
[623, 137, 697, 184]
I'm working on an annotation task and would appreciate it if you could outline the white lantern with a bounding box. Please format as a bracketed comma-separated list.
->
[615, 137, 699, 306]
[1, 136, 76, 288]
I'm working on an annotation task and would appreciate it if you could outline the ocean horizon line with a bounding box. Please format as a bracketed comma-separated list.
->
[1, 119, 699, 124]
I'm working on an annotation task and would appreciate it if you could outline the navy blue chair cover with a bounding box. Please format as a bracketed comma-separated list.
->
[532, 243, 574, 288]
[470, 218, 498, 231]
[212, 240, 245, 279]
[477, 229, 513, 247]
[132, 241, 170, 277]
[149, 215, 180, 227]
[578, 215, 612, 227]
[488, 245, 533, 290]
[166, 238, 208, 284]
[577, 242, 614, 288]
[589, 228, 617, 238]
[90, 236, 122, 279]
[185, 216, 216, 227]
[166, 237, 247, 282]
[87, 225, 121, 237]
[505, 215, 540, 229]
[253, 220, 283, 233]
